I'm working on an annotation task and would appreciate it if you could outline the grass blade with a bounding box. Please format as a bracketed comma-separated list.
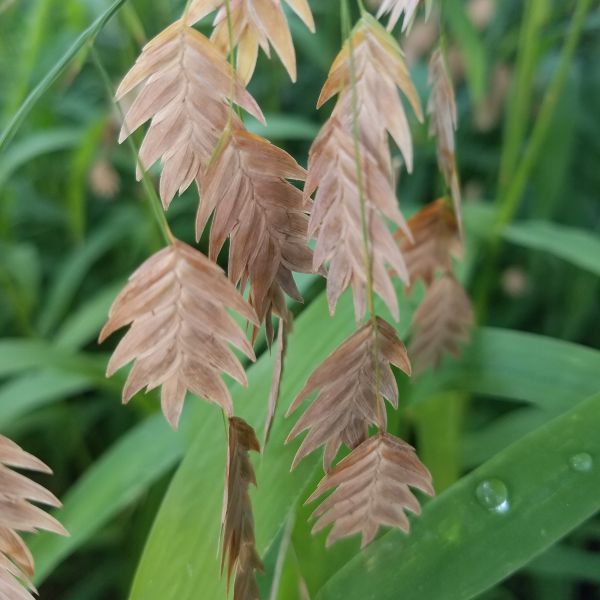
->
[317, 392, 600, 600]
[30, 414, 184, 583]
[0, 0, 128, 154]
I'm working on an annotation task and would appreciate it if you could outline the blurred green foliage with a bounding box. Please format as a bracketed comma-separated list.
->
[0, 1, 599, 599]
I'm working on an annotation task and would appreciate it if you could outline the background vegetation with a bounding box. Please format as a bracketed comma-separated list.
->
[0, 0, 599, 598]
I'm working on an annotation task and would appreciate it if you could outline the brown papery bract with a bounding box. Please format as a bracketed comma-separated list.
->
[99, 240, 258, 429]
[397, 198, 462, 287]
[222, 417, 263, 600]
[428, 49, 463, 232]
[286, 317, 411, 470]
[306, 17, 423, 320]
[187, 0, 315, 83]
[197, 126, 312, 330]
[116, 20, 265, 209]
[307, 432, 433, 548]
[410, 273, 474, 373]
[0, 436, 67, 600]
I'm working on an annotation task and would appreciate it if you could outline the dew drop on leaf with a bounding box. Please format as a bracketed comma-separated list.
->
[569, 453, 593, 473]
[475, 479, 510, 514]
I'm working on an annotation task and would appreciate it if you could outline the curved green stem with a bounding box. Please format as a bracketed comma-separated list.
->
[475, 0, 592, 317]
[91, 47, 173, 246]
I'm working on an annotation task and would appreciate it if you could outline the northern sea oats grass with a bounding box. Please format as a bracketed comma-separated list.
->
[0, 1, 597, 598]
[0, 436, 67, 599]
[101, 0, 469, 596]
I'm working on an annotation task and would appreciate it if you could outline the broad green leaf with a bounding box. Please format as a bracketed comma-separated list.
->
[462, 407, 550, 468]
[0, 0, 128, 153]
[0, 128, 81, 188]
[38, 207, 137, 336]
[0, 370, 92, 429]
[503, 221, 600, 278]
[54, 280, 124, 351]
[0, 338, 109, 383]
[316, 391, 600, 600]
[30, 414, 184, 583]
[411, 328, 600, 411]
[526, 544, 600, 584]
[413, 392, 466, 492]
[464, 204, 600, 279]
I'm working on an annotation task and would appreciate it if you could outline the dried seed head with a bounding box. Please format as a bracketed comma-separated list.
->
[428, 49, 462, 233]
[222, 417, 263, 600]
[0, 436, 67, 599]
[99, 239, 258, 428]
[286, 317, 411, 470]
[197, 126, 312, 330]
[307, 17, 423, 320]
[307, 432, 434, 547]
[376, 0, 430, 32]
[410, 273, 474, 373]
[187, 0, 315, 83]
[396, 198, 462, 287]
[116, 20, 264, 209]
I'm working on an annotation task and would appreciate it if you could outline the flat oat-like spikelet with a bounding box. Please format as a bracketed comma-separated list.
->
[307, 17, 423, 320]
[99, 240, 258, 428]
[0, 436, 67, 599]
[197, 126, 312, 327]
[410, 273, 474, 373]
[428, 49, 462, 231]
[376, 0, 427, 32]
[286, 317, 411, 469]
[222, 417, 263, 600]
[318, 16, 423, 172]
[116, 20, 265, 209]
[307, 432, 434, 547]
[187, 0, 315, 83]
[397, 198, 462, 286]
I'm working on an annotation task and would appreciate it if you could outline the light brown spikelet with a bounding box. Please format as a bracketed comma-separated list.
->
[116, 20, 265, 209]
[318, 16, 423, 171]
[428, 49, 462, 232]
[376, 0, 425, 32]
[99, 239, 258, 428]
[307, 110, 409, 320]
[286, 317, 411, 470]
[187, 0, 315, 83]
[410, 273, 474, 373]
[264, 317, 288, 444]
[397, 198, 462, 286]
[0, 436, 67, 599]
[306, 16, 423, 320]
[222, 417, 263, 600]
[306, 432, 434, 547]
[197, 126, 312, 328]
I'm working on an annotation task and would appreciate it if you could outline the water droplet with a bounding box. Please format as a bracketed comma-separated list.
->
[569, 453, 593, 473]
[475, 479, 510, 514]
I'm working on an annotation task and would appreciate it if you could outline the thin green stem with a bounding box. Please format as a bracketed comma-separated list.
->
[342, 0, 383, 426]
[223, 0, 242, 123]
[91, 47, 173, 245]
[475, 0, 592, 317]
[498, 0, 550, 194]
[496, 0, 591, 228]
